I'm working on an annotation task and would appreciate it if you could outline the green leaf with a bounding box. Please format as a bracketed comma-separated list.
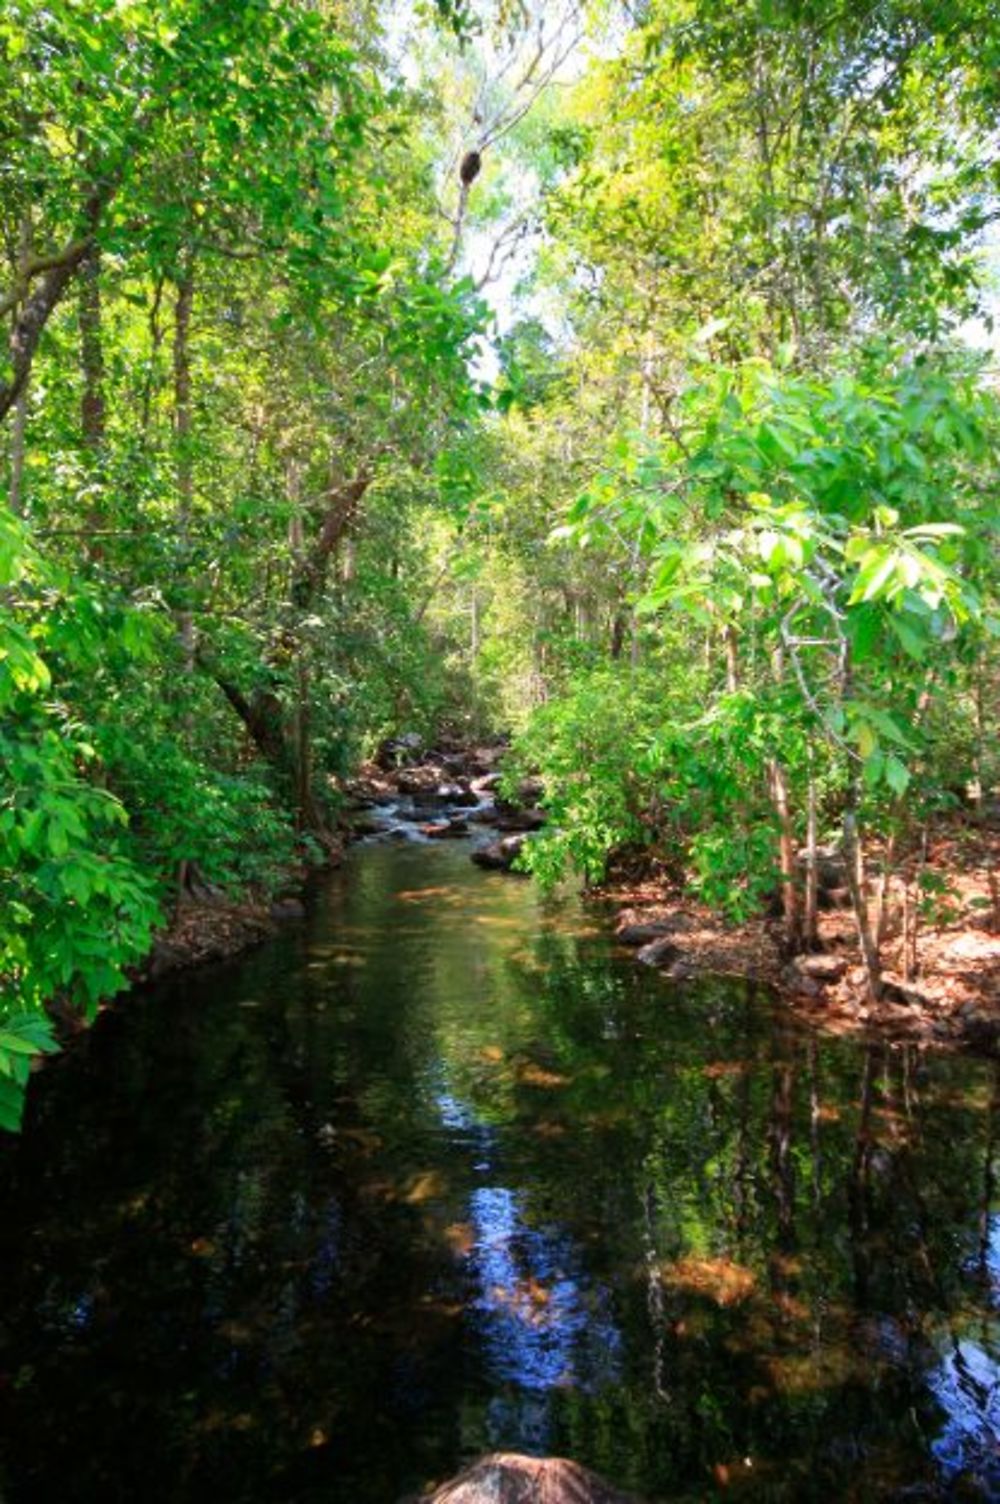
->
[884, 755, 910, 795]
[0, 1077, 26, 1134]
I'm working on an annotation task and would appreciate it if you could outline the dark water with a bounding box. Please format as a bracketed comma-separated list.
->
[2, 840, 1000, 1503]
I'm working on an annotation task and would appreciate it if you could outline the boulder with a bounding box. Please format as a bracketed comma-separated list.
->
[449, 787, 482, 808]
[782, 964, 823, 997]
[398, 766, 445, 796]
[496, 808, 547, 833]
[792, 952, 848, 984]
[421, 820, 469, 840]
[636, 936, 681, 967]
[269, 897, 306, 921]
[436, 782, 469, 806]
[405, 1453, 643, 1504]
[376, 731, 424, 770]
[796, 844, 850, 908]
[344, 814, 384, 839]
[616, 921, 679, 947]
[471, 834, 527, 871]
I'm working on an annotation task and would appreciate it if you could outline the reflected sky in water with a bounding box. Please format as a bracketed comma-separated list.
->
[930, 1338, 1000, 1487]
[467, 1184, 622, 1396]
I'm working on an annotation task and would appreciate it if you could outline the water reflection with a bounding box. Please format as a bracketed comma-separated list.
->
[467, 1185, 621, 1395]
[930, 1337, 1000, 1488]
[1, 840, 999, 1503]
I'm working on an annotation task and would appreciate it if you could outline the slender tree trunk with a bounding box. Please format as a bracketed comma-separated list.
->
[295, 655, 316, 830]
[769, 645, 800, 951]
[902, 879, 914, 982]
[724, 624, 739, 693]
[843, 776, 882, 1000]
[79, 243, 106, 551]
[975, 658, 987, 819]
[0, 182, 115, 424]
[770, 757, 801, 952]
[610, 607, 627, 660]
[173, 263, 196, 688]
[804, 755, 819, 949]
[8, 215, 31, 514]
[79, 244, 106, 450]
[9, 385, 27, 514]
[873, 833, 897, 947]
[287, 477, 319, 832]
[141, 275, 166, 438]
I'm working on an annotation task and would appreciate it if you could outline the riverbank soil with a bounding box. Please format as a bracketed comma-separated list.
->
[133, 867, 317, 983]
[601, 823, 1000, 1046]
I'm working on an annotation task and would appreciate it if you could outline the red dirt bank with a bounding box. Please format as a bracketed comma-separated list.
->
[601, 825, 1000, 1047]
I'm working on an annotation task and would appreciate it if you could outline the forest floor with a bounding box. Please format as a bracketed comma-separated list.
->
[132, 867, 320, 984]
[601, 823, 1000, 1047]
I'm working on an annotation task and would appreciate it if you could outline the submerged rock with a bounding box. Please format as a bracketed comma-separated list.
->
[405, 1453, 644, 1503]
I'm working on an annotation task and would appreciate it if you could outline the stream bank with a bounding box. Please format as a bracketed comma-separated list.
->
[598, 820, 1000, 1050]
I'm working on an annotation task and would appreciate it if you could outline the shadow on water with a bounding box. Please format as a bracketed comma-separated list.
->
[2, 839, 1000, 1501]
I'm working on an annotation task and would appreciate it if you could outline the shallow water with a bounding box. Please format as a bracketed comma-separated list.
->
[1, 839, 999, 1502]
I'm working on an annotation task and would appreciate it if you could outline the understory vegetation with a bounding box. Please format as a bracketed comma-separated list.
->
[2, 0, 999, 1125]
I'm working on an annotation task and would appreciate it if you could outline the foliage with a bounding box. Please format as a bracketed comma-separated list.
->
[504, 666, 668, 886]
[534, 351, 1000, 986]
[0, 512, 160, 1128]
[2, 0, 1000, 1123]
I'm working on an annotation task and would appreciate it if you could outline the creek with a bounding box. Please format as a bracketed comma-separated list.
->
[1, 834, 999, 1502]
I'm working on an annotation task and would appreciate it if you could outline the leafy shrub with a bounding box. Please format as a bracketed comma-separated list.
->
[0, 513, 160, 1129]
[505, 666, 665, 887]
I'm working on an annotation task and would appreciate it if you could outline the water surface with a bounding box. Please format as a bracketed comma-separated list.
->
[1, 840, 999, 1501]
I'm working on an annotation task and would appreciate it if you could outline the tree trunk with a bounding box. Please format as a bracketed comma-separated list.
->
[843, 784, 882, 1001]
[9, 384, 27, 515]
[724, 624, 739, 693]
[769, 645, 800, 951]
[8, 215, 32, 513]
[173, 264, 196, 687]
[79, 244, 106, 450]
[873, 833, 897, 947]
[770, 757, 801, 952]
[804, 761, 819, 949]
[0, 183, 115, 424]
[290, 471, 371, 608]
[610, 608, 627, 661]
[79, 243, 106, 550]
